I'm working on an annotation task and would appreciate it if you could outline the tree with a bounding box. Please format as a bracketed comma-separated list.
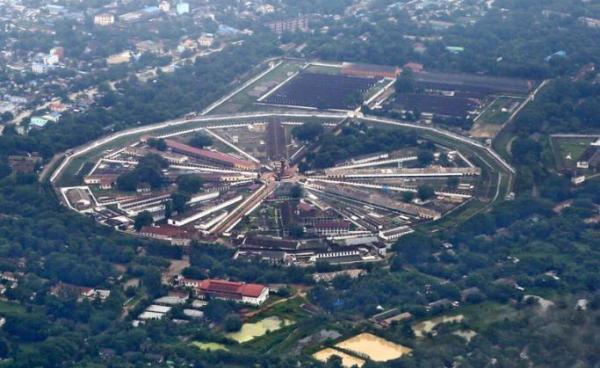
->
[417, 149, 434, 166]
[289, 224, 305, 238]
[176, 175, 203, 194]
[0, 162, 11, 180]
[117, 154, 168, 191]
[142, 267, 163, 298]
[447, 176, 459, 190]
[417, 185, 435, 201]
[402, 191, 415, 203]
[147, 138, 167, 151]
[204, 300, 236, 323]
[5, 313, 49, 342]
[395, 69, 416, 93]
[171, 192, 191, 214]
[223, 314, 242, 332]
[189, 133, 213, 149]
[292, 121, 324, 141]
[326, 355, 343, 368]
[290, 184, 303, 198]
[116, 171, 139, 192]
[0, 112, 13, 123]
[134, 211, 153, 231]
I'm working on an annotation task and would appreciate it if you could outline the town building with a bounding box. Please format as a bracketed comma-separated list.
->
[107, 51, 132, 65]
[579, 16, 600, 28]
[257, 4, 275, 14]
[94, 13, 115, 26]
[341, 62, 400, 79]
[164, 139, 257, 170]
[8, 154, 42, 174]
[198, 33, 215, 48]
[159, 1, 171, 12]
[576, 140, 600, 169]
[139, 225, 193, 246]
[176, 2, 190, 15]
[31, 62, 52, 74]
[183, 278, 269, 306]
[267, 17, 309, 35]
[29, 116, 49, 129]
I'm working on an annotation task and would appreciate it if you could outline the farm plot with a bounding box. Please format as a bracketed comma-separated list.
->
[469, 96, 524, 138]
[261, 72, 381, 110]
[391, 93, 480, 118]
[414, 71, 534, 97]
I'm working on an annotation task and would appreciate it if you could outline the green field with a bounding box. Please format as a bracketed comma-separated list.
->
[550, 136, 596, 170]
[476, 96, 523, 125]
[212, 59, 307, 114]
[304, 63, 342, 75]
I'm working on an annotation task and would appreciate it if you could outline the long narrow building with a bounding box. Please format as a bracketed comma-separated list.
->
[164, 139, 257, 170]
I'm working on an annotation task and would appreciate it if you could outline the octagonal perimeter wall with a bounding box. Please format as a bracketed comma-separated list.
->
[49, 112, 514, 210]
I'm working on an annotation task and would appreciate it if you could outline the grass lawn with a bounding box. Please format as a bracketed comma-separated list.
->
[0, 300, 25, 317]
[213, 60, 306, 114]
[551, 136, 596, 170]
[304, 64, 342, 75]
[477, 97, 523, 125]
[458, 302, 519, 331]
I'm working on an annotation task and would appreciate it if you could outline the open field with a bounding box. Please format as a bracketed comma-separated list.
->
[550, 136, 597, 170]
[335, 333, 412, 362]
[470, 96, 525, 139]
[191, 342, 229, 352]
[413, 314, 464, 337]
[262, 72, 380, 110]
[211, 59, 307, 114]
[304, 63, 343, 75]
[476, 96, 523, 125]
[313, 348, 365, 367]
[392, 93, 479, 119]
[414, 71, 534, 97]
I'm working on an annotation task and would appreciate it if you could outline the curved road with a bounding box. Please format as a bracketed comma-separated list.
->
[49, 111, 514, 185]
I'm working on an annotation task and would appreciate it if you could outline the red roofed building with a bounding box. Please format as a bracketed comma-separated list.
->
[403, 62, 424, 73]
[341, 62, 400, 79]
[164, 139, 257, 170]
[192, 279, 269, 306]
[140, 225, 193, 246]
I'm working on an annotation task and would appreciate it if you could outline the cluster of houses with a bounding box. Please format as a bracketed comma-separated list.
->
[133, 277, 270, 326]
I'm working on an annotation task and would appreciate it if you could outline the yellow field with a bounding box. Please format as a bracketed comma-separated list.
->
[313, 348, 365, 367]
[335, 333, 412, 362]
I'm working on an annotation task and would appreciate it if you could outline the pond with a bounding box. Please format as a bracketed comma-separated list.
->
[335, 333, 412, 362]
[412, 314, 465, 337]
[226, 316, 294, 343]
[191, 342, 229, 352]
